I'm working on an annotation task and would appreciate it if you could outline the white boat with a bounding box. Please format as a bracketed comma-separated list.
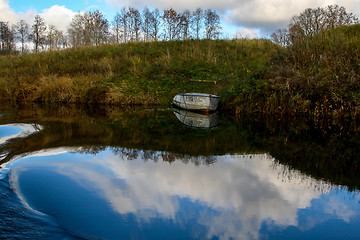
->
[172, 93, 220, 112]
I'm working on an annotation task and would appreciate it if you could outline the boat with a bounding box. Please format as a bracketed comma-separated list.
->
[172, 93, 220, 112]
[173, 109, 218, 129]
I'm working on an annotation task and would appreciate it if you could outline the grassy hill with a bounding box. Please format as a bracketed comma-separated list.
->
[1, 25, 359, 122]
[229, 24, 360, 122]
[0, 39, 277, 107]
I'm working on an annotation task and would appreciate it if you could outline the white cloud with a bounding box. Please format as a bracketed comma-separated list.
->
[0, 124, 41, 146]
[40, 5, 77, 32]
[228, 0, 360, 33]
[0, 1, 76, 32]
[0, 0, 18, 23]
[1, 0, 360, 38]
[234, 27, 261, 39]
[10, 151, 346, 240]
[105, 0, 360, 36]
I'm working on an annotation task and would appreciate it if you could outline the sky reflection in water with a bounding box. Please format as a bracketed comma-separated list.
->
[0, 124, 41, 146]
[7, 149, 360, 240]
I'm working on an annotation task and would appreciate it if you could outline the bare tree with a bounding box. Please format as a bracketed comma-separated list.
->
[47, 25, 65, 50]
[204, 9, 221, 39]
[128, 7, 142, 42]
[112, 11, 122, 44]
[181, 9, 191, 40]
[88, 10, 110, 46]
[324, 4, 358, 28]
[192, 8, 203, 39]
[68, 13, 85, 47]
[288, 4, 358, 43]
[270, 28, 289, 47]
[15, 19, 29, 54]
[0, 21, 15, 54]
[120, 8, 129, 43]
[55, 29, 66, 49]
[162, 8, 183, 41]
[68, 10, 109, 47]
[149, 8, 161, 41]
[30, 15, 47, 52]
[142, 7, 152, 41]
[47, 25, 56, 51]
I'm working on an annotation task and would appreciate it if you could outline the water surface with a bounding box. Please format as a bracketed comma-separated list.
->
[0, 104, 359, 239]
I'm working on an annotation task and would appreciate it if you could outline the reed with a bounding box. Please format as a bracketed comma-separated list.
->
[0, 39, 277, 106]
[229, 24, 360, 122]
[1, 29, 358, 123]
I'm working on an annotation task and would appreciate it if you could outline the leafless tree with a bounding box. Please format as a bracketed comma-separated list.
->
[272, 5, 359, 46]
[0, 21, 15, 54]
[128, 7, 142, 42]
[88, 10, 110, 46]
[181, 9, 191, 40]
[68, 10, 109, 47]
[119, 8, 130, 43]
[287, 4, 358, 44]
[142, 7, 152, 41]
[204, 9, 221, 39]
[163, 8, 183, 41]
[192, 8, 203, 39]
[15, 19, 29, 53]
[68, 13, 85, 47]
[323, 4, 359, 28]
[47, 25, 65, 50]
[47, 25, 56, 51]
[270, 28, 289, 47]
[30, 15, 47, 52]
[112, 11, 122, 43]
[55, 29, 67, 49]
[149, 8, 161, 41]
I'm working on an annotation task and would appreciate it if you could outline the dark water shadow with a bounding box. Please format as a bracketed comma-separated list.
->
[0, 103, 359, 190]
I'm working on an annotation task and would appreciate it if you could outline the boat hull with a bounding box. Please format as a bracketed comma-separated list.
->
[172, 93, 219, 112]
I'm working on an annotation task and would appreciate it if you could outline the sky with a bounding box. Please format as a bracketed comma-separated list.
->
[1, 0, 360, 38]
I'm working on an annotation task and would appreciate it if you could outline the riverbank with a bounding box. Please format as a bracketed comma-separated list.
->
[0, 25, 359, 122]
[229, 24, 360, 122]
[0, 39, 276, 106]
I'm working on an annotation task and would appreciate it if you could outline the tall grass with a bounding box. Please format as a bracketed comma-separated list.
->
[0, 39, 277, 106]
[3, 31, 358, 122]
[229, 24, 360, 122]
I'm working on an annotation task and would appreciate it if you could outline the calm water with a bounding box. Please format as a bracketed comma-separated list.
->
[0, 104, 360, 240]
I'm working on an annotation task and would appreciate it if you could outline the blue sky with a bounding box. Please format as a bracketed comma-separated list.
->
[7, 0, 114, 18]
[2, 0, 360, 38]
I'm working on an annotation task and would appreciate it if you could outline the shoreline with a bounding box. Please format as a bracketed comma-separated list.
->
[1, 26, 359, 123]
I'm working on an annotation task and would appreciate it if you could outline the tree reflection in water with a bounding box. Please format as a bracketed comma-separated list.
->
[0, 103, 359, 190]
[0, 103, 360, 239]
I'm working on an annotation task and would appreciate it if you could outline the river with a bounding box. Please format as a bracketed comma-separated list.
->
[0, 103, 359, 240]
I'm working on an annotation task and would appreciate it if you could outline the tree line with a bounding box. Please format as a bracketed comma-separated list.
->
[271, 4, 359, 46]
[0, 7, 222, 55]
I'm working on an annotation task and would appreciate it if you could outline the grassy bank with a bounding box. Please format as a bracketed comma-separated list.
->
[228, 24, 360, 122]
[0, 39, 277, 106]
[1, 25, 359, 122]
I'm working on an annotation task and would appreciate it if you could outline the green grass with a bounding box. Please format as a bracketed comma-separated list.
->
[0, 39, 277, 106]
[227, 24, 360, 122]
[1, 26, 359, 123]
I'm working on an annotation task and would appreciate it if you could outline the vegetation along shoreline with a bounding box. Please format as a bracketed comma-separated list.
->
[0, 4, 359, 123]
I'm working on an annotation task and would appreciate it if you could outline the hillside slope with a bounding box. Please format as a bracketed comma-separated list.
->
[0, 39, 277, 107]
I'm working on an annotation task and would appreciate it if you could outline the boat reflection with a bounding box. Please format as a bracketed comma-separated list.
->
[173, 109, 218, 129]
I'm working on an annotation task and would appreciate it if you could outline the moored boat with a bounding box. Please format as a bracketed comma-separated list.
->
[172, 93, 219, 112]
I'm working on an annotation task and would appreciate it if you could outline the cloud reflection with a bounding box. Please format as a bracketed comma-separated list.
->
[9, 150, 356, 240]
[0, 124, 41, 145]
